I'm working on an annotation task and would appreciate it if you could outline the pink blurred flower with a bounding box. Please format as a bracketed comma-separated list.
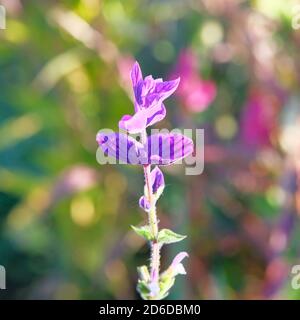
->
[117, 55, 135, 85]
[240, 89, 277, 147]
[52, 165, 99, 201]
[171, 49, 216, 112]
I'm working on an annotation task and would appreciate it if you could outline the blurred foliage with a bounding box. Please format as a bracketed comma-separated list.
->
[1, 0, 300, 300]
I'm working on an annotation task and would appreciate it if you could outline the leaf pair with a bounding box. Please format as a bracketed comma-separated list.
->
[131, 225, 186, 245]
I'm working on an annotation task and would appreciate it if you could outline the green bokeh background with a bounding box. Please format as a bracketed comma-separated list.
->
[1, 0, 300, 299]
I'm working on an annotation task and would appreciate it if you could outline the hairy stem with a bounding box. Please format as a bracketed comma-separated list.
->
[144, 164, 158, 236]
[141, 130, 161, 299]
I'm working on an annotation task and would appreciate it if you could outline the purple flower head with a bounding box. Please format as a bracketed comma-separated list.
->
[96, 132, 147, 164]
[139, 196, 151, 212]
[119, 62, 180, 133]
[151, 166, 165, 194]
[96, 61, 191, 300]
[97, 131, 194, 166]
[139, 166, 165, 212]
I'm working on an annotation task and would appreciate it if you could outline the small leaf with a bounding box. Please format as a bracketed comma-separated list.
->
[159, 275, 175, 299]
[137, 280, 151, 300]
[131, 225, 154, 241]
[157, 229, 186, 245]
[137, 265, 150, 282]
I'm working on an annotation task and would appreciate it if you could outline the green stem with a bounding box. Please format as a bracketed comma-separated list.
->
[141, 130, 161, 299]
[144, 164, 158, 237]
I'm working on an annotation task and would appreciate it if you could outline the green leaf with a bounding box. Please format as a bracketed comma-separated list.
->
[157, 229, 186, 245]
[131, 225, 154, 241]
[137, 265, 150, 282]
[159, 275, 175, 299]
[137, 280, 151, 300]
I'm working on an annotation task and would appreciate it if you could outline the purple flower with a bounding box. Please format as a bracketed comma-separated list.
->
[97, 132, 194, 166]
[119, 62, 180, 133]
[168, 252, 189, 276]
[96, 132, 147, 164]
[151, 166, 165, 194]
[139, 166, 165, 212]
[139, 196, 151, 212]
[96, 61, 192, 300]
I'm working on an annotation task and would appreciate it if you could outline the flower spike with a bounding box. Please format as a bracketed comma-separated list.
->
[96, 61, 194, 300]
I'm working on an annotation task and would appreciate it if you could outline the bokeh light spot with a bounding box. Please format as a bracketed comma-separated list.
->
[200, 21, 223, 47]
[70, 196, 95, 227]
[153, 40, 175, 63]
[215, 115, 237, 140]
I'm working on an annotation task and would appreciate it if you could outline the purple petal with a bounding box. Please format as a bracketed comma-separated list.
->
[96, 132, 146, 164]
[143, 79, 179, 109]
[154, 78, 180, 101]
[165, 252, 189, 277]
[135, 76, 156, 107]
[146, 103, 166, 127]
[131, 62, 144, 108]
[119, 103, 166, 134]
[134, 81, 144, 106]
[118, 112, 148, 134]
[171, 252, 189, 268]
[143, 76, 156, 93]
[150, 166, 165, 194]
[131, 61, 143, 87]
[139, 196, 150, 212]
[147, 133, 194, 165]
[131, 63, 179, 110]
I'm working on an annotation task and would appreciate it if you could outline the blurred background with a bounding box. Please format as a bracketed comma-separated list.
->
[1, 0, 300, 300]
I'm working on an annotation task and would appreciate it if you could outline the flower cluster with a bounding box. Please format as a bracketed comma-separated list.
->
[97, 62, 194, 299]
